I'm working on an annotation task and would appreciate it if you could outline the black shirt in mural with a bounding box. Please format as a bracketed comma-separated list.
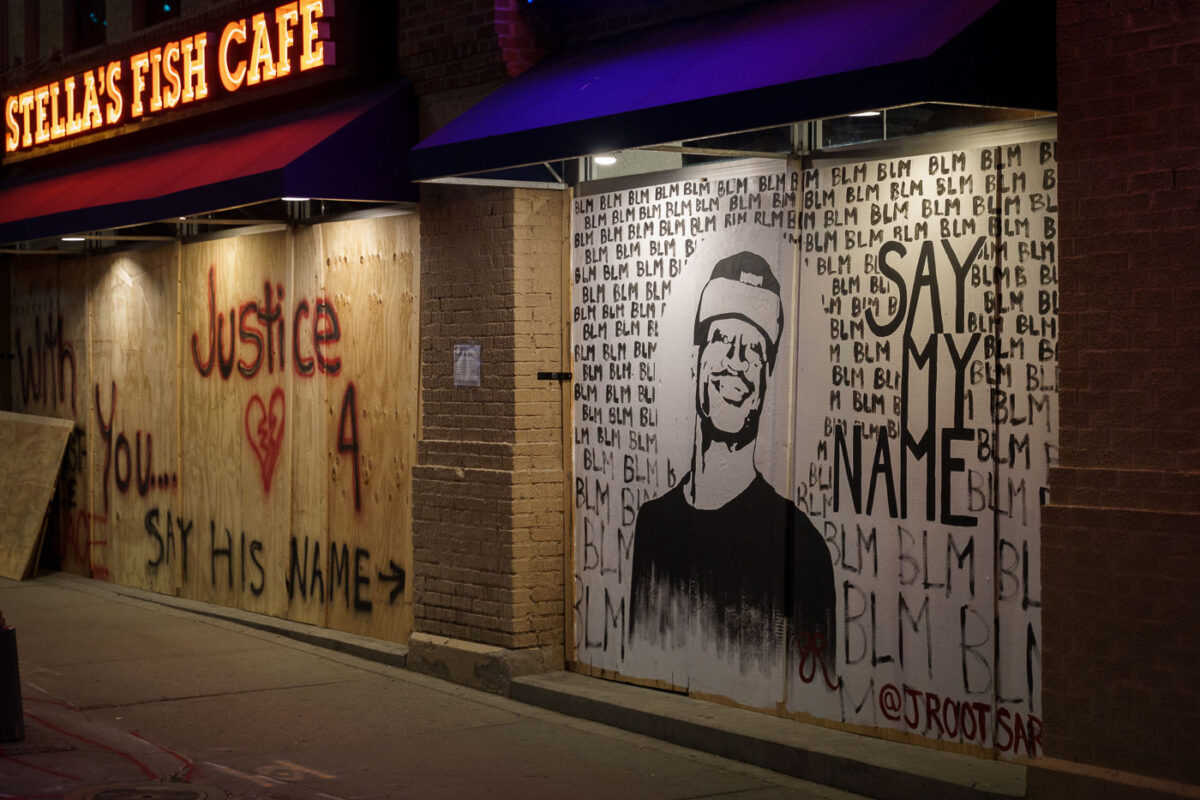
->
[628, 473, 836, 676]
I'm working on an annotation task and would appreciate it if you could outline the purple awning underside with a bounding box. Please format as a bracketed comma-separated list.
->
[411, 0, 1054, 179]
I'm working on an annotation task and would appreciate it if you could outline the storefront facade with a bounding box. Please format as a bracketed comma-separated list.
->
[2, 1, 1196, 798]
[1, 1, 422, 644]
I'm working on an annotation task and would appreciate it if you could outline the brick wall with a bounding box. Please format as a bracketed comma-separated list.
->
[541, 0, 757, 46]
[510, 191, 566, 653]
[413, 184, 566, 660]
[494, 0, 546, 77]
[1043, 0, 1200, 788]
[396, 0, 516, 136]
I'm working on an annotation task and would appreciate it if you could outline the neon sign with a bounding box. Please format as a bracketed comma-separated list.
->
[4, 1, 334, 156]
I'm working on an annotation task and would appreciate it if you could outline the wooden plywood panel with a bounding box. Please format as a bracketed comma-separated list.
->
[9, 257, 94, 578]
[179, 232, 295, 620]
[307, 216, 418, 641]
[0, 411, 74, 580]
[9, 257, 67, 418]
[7, 214, 419, 644]
[88, 247, 180, 594]
[284, 225, 332, 626]
[52, 261, 93, 579]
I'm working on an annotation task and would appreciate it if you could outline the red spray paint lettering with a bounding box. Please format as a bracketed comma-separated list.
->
[245, 387, 286, 492]
[94, 382, 176, 512]
[879, 683, 999, 748]
[191, 265, 341, 380]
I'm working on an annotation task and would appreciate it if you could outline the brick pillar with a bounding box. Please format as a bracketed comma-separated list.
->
[412, 184, 566, 679]
[1036, 2, 1200, 793]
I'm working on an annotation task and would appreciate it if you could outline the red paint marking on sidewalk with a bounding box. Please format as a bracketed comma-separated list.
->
[24, 712, 156, 780]
[0, 748, 82, 781]
[129, 730, 197, 782]
[21, 696, 78, 710]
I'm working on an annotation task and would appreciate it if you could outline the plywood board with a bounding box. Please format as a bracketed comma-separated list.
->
[0, 410, 75, 579]
[286, 225, 333, 628]
[88, 246, 180, 593]
[179, 231, 293, 619]
[8, 258, 93, 577]
[8, 257, 68, 418]
[307, 215, 419, 642]
[6, 216, 419, 645]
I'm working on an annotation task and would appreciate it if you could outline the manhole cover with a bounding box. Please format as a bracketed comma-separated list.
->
[65, 785, 226, 800]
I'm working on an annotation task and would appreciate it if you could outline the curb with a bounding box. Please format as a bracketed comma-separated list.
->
[511, 671, 1025, 800]
[39, 573, 1026, 800]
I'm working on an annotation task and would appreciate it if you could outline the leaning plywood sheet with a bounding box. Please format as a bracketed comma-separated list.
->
[0, 411, 75, 579]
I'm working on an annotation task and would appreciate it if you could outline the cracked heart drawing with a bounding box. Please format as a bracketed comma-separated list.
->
[245, 387, 285, 492]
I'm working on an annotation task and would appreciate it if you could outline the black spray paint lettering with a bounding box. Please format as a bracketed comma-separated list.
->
[831, 328, 981, 524]
[897, 527, 977, 599]
[336, 383, 362, 510]
[144, 507, 193, 582]
[573, 579, 625, 660]
[581, 517, 633, 583]
[286, 536, 388, 612]
[841, 581, 894, 668]
[210, 522, 266, 596]
[15, 313, 77, 414]
[144, 508, 265, 595]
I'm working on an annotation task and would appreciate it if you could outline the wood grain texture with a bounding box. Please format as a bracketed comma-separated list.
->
[5, 216, 419, 644]
[0, 411, 74, 580]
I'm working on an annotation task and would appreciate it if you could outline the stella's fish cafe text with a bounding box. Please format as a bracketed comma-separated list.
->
[4, 0, 334, 155]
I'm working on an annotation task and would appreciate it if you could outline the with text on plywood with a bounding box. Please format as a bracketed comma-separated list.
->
[9, 257, 94, 578]
[0, 411, 75, 579]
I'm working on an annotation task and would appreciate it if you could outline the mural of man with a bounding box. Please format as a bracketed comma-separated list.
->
[628, 251, 836, 676]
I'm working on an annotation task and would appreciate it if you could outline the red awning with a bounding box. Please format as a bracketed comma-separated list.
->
[0, 84, 415, 244]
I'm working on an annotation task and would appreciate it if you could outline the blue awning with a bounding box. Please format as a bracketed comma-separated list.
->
[410, 0, 1054, 180]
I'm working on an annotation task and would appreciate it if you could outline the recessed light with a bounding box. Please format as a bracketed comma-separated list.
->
[62, 236, 86, 242]
[282, 196, 310, 202]
[593, 155, 617, 167]
[849, 111, 881, 118]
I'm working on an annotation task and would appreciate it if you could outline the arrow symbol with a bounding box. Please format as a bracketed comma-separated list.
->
[377, 560, 406, 604]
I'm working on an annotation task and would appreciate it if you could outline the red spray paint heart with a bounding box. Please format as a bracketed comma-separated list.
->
[245, 387, 285, 493]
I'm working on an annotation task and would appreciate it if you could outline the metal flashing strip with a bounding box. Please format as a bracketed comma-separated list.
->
[424, 176, 568, 191]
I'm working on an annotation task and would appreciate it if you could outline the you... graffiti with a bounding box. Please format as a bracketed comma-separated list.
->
[189, 266, 363, 507]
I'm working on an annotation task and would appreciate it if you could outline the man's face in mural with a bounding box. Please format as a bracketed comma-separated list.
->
[696, 317, 769, 442]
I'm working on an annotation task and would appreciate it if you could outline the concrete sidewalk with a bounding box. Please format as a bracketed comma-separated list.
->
[0, 572, 1024, 800]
